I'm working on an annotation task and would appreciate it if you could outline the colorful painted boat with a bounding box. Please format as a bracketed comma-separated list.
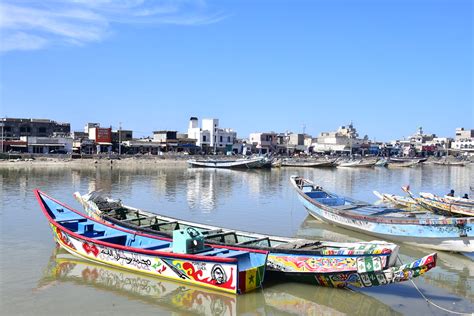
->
[75, 191, 437, 288]
[373, 191, 421, 210]
[187, 156, 268, 169]
[35, 190, 267, 294]
[290, 176, 473, 253]
[418, 193, 474, 217]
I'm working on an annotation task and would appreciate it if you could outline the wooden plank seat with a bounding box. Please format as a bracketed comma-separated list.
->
[94, 234, 128, 245]
[218, 250, 248, 258]
[205, 231, 238, 243]
[197, 248, 230, 256]
[236, 237, 271, 247]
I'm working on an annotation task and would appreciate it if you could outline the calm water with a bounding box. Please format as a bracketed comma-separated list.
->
[0, 163, 473, 315]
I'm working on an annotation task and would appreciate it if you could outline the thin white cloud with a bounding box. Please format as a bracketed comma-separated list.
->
[0, 0, 225, 53]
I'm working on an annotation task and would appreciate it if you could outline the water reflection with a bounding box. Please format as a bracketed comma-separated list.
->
[38, 247, 401, 316]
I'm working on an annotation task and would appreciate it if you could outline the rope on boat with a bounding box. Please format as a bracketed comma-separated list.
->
[397, 256, 472, 315]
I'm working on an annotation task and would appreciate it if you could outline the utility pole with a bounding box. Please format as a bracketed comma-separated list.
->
[0, 119, 4, 154]
[118, 122, 122, 155]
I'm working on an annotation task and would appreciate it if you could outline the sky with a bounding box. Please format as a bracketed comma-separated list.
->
[0, 0, 472, 141]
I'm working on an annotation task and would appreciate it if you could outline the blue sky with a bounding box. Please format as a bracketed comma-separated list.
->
[1, 0, 472, 141]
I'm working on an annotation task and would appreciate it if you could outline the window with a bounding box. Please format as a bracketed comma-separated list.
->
[220, 136, 223, 142]
[227, 136, 231, 142]
[39, 127, 47, 133]
[203, 135, 207, 142]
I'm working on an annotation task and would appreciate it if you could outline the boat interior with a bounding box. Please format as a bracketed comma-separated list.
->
[38, 192, 264, 266]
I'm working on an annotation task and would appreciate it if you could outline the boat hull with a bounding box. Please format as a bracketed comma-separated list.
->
[49, 223, 247, 294]
[296, 194, 473, 253]
[75, 191, 438, 288]
[187, 157, 267, 169]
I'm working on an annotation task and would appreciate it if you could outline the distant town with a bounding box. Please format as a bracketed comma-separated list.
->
[0, 117, 473, 157]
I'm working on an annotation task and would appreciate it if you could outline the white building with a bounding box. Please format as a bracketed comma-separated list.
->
[312, 123, 367, 153]
[451, 127, 474, 154]
[187, 117, 237, 152]
[21, 136, 73, 154]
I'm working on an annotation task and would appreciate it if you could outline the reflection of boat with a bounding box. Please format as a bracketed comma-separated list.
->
[76, 191, 436, 288]
[291, 176, 473, 253]
[263, 283, 402, 316]
[38, 248, 239, 316]
[187, 157, 268, 169]
[374, 158, 388, 167]
[35, 190, 267, 294]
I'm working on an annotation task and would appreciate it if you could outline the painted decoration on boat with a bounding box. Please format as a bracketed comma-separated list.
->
[50, 224, 238, 292]
[267, 254, 388, 273]
[312, 253, 436, 288]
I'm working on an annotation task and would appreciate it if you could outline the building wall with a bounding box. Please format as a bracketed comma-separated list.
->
[1, 118, 71, 140]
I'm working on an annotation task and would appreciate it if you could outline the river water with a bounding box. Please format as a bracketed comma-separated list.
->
[0, 163, 472, 315]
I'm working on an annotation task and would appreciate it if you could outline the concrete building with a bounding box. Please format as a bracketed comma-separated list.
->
[20, 136, 73, 154]
[249, 132, 277, 154]
[0, 117, 70, 141]
[312, 123, 367, 153]
[187, 117, 237, 153]
[451, 127, 474, 154]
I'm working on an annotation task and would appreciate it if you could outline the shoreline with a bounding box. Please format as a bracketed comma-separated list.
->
[0, 157, 189, 168]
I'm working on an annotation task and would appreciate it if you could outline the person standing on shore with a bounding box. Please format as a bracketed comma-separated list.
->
[447, 189, 455, 197]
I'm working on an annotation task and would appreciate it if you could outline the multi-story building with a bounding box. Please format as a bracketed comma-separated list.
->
[451, 127, 474, 154]
[187, 117, 236, 153]
[312, 123, 367, 153]
[249, 132, 277, 154]
[0, 117, 70, 140]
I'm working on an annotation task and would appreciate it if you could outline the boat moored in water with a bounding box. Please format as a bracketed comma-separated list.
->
[35, 190, 267, 294]
[187, 156, 269, 169]
[75, 191, 437, 288]
[290, 176, 473, 253]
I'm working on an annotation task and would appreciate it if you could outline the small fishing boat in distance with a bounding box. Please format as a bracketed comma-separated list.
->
[290, 176, 473, 254]
[35, 190, 267, 294]
[187, 156, 268, 169]
[75, 191, 437, 288]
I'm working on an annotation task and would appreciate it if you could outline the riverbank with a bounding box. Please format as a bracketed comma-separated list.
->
[0, 156, 189, 168]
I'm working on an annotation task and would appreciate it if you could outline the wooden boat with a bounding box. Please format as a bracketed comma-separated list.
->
[281, 159, 336, 168]
[432, 159, 468, 166]
[372, 191, 420, 210]
[418, 193, 474, 217]
[35, 190, 267, 294]
[374, 158, 388, 167]
[337, 159, 376, 168]
[271, 158, 282, 168]
[387, 160, 420, 168]
[390, 157, 428, 163]
[290, 176, 473, 253]
[187, 156, 268, 169]
[75, 191, 437, 288]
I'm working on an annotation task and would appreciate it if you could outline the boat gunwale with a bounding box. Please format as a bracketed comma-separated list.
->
[290, 177, 473, 226]
[75, 192, 400, 257]
[35, 189, 268, 263]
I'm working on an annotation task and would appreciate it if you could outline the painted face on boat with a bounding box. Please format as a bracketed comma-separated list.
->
[212, 265, 226, 284]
